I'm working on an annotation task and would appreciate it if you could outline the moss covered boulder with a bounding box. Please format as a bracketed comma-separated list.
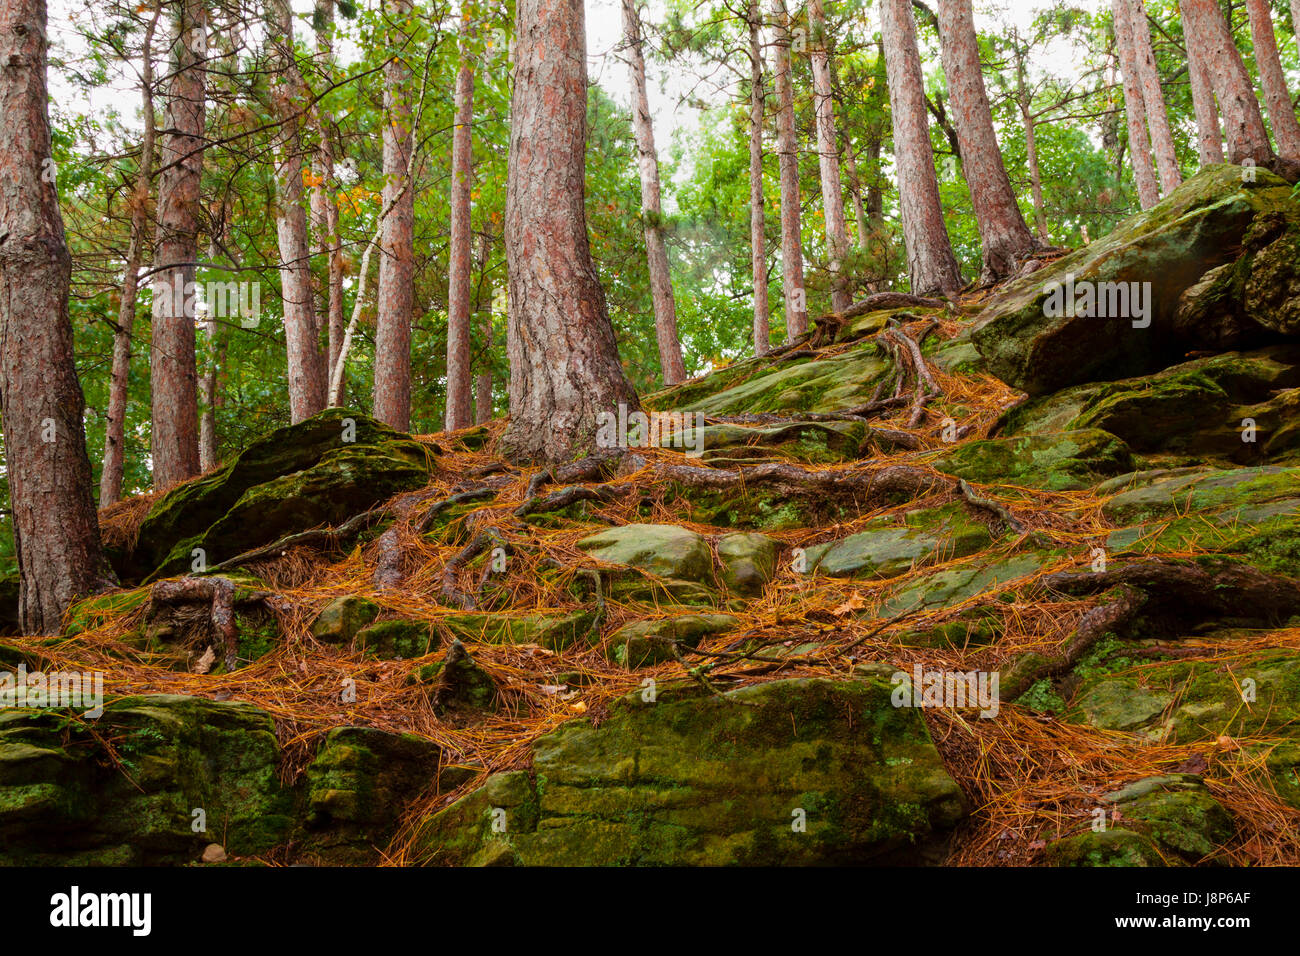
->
[996, 345, 1300, 465]
[929, 429, 1135, 489]
[971, 166, 1300, 395]
[412, 677, 966, 865]
[578, 524, 714, 585]
[121, 409, 435, 582]
[604, 613, 738, 667]
[298, 727, 443, 863]
[716, 532, 779, 596]
[0, 695, 293, 864]
[802, 503, 992, 579]
[437, 610, 597, 652]
[310, 596, 380, 644]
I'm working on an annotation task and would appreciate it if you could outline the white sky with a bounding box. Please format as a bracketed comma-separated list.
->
[50, 0, 1102, 153]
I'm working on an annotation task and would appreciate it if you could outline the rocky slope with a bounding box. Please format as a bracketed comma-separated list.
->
[2, 164, 1299, 866]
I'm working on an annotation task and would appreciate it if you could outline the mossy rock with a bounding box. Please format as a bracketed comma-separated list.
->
[123, 409, 435, 583]
[997, 345, 1300, 465]
[356, 618, 440, 659]
[410, 640, 500, 716]
[660, 341, 893, 417]
[801, 503, 992, 579]
[1067, 679, 1173, 732]
[604, 614, 738, 667]
[298, 727, 443, 863]
[688, 420, 870, 465]
[971, 165, 1297, 395]
[413, 677, 966, 866]
[880, 553, 1047, 617]
[578, 524, 715, 585]
[0, 695, 293, 864]
[437, 611, 597, 652]
[928, 429, 1135, 490]
[310, 596, 379, 644]
[716, 532, 779, 596]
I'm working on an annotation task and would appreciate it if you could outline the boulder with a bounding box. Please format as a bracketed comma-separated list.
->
[413, 677, 967, 865]
[310, 596, 379, 644]
[802, 504, 992, 579]
[119, 409, 435, 583]
[971, 166, 1300, 395]
[929, 429, 1135, 489]
[716, 532, 779, 595]
[578, 524, 714, 585]
[604, 613, 738, 667]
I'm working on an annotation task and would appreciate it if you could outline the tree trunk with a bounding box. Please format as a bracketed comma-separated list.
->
[1245, 0, 1300, 159]
[935, 0, 1039, 282]
[149, 0, 205, 488]
[770, 0, 807, 338]
[1126, 0, 1182, 192]
[100, 4, 159, 507]
[500, 0, 639, 465]
[445, 10, 476, 431]
[623, 0, 686, 384]
[1178, 0, 1274, 165]
[879, 0, 962, 295]
[808, 0, 852, 313]
[198, 313, 226, 471]
[310, 0, 346, 378]
[374, 0, 416, 431]
[0, 0, 116, 632]
[1187, 27, 1224, 166]
[474, 231, 493, 425]
[747, 0, 771, 355]
[269, 0, 326, 423]
[1021, 104, 1050, 242]
[1112, 0, 1161, 208]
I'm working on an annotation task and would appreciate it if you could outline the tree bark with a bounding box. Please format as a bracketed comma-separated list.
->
[747, 0, 771, 356]
[1112, 0, 1161, 208]
[149, 0, 206, 488]
[1178, 0, 1274, 166]
[0, 0, 116, 632]
[622, 0, 686, 384]
[100, 3, 159, 507]
[500, 0, 639, 465]
[310, 0, 346, 378]
[1186, 26, 1224, 166]
[269, 0, 326, 423]
[1126, 0, 1182, 192]
[770, 0, 808, 338]
[808, 0, 852, 313]
[445, 10, 476, 431]
[934, 0, 1039, 282]
[374, 0, 416, 431]
[1245, 0, 1300, 159]
[879, 0, 962, 295]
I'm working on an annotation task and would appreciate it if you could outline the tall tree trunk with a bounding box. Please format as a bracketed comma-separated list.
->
[269, 0, 326, 422]
[500, 0, 639, 465]
[311, 0, 346, 378]
[474, 232, 493, 425]
[771, 0, 807, 338]
[1187, 29, 1224, 165]
[1113, 0, 1161, 208]
[935, 0, 1039, 282]
[879, 0, 962, 295]
[374, 0, 416, 431]
[747, 0, 771, 355]
[1127, 0, 1183, 192]
[1178, 0, 1275, 165]
[149, 0, 206, 488]
[623, 0, 686, 384]
[841, 142, 870, 246]
[101, 4, 159, 507]
[445, 10, 476, 430]
[0, 0, 116, 632]
[1246, 0, 1300, 159]
[198, 317, 226, 471]
[808, 0, 851, 313]
[1021, 103, 1050, 242]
